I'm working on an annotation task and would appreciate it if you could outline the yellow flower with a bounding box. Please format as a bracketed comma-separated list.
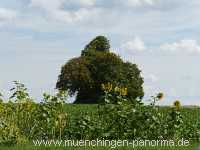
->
[57, 113, 67, 129]
[114, 86, 120, 92]
[120, 87, 128, 96]
[102, 83, 128, 96]
[101, 82, 113, 92]
[124, 88, 128, 96]
[101, 83, 105, 90]
[157, 92, 164, 100]
[173, 100, 181, 109]
[107, 82, 113, 92]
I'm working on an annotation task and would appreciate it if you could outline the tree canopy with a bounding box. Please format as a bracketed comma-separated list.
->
[56, 36, 144, 103]
[81, 36, 110, 56]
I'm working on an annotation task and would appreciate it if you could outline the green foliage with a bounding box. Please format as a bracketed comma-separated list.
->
[10, 81, 30, 102]
[32, 91, 68, 139]
[95, 85, 164, 140]
[56, 57, 94, 98]
[74, 87, 199, 141]
[165, 107, 184, 139]
[0, 82, 199, 146]
[0, 144, 198, 150]
[81, 36, 110, 56]
[0, 101, 27, 146]
[56, 36, 144, 103]
[0, 93, 3, 104]
[0, 82, 68, 143]
[120, 62, 144, 100]
[75, 52, 129, 103]
[0, 121, 21, 146]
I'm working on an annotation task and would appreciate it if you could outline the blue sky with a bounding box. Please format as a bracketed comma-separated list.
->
[1, 0, 200, 105]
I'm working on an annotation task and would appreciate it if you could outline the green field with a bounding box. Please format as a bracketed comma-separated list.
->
[0, 144, 199, 150]
[1, 104, 200, 149]
[64, 104, 200, 122]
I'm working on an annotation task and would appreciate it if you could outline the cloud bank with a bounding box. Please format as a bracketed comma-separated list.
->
[0, 8, 17, 25]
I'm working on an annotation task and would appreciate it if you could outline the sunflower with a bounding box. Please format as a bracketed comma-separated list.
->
[173, 100, 181, 109]
[157, 92, 164, 100]
[101, 82, 113, 92]
[120, 87, 128, 96]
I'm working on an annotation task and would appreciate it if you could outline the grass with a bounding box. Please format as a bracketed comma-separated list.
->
[0, 144, 199, 150]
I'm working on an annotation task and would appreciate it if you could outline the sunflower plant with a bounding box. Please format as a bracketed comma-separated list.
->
[165, 100, 184, 139]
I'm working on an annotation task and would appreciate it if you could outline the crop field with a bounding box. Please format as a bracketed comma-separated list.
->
[0, 103, 200, 149]
[64, 104, 200, 120]
[0, 83, 200, 150]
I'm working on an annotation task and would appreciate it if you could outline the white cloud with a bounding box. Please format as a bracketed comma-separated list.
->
[30, 0, 99, 23]
[0, 8, 17, 24]
[119, 38, 200, 57]
[30, 0, 65, 11]
[121, 37, 146, 54]
[73, 0, 96, 6]
[126, 0, 158, 7]
[29, 0, 159, 25]
[50, 8, 101, 23]
[160, 39, 200, 54]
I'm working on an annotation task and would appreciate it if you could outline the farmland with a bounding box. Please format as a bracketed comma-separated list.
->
[0, 103, 200, 149]
[64, 104, 200, 122]
[0, 82, 200, 150]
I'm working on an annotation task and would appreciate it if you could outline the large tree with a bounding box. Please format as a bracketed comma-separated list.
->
[81, 36, 110, 56]
[56, 36, 144, 103]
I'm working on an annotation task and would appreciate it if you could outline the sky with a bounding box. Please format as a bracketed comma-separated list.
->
[0, 0, 200, 105]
